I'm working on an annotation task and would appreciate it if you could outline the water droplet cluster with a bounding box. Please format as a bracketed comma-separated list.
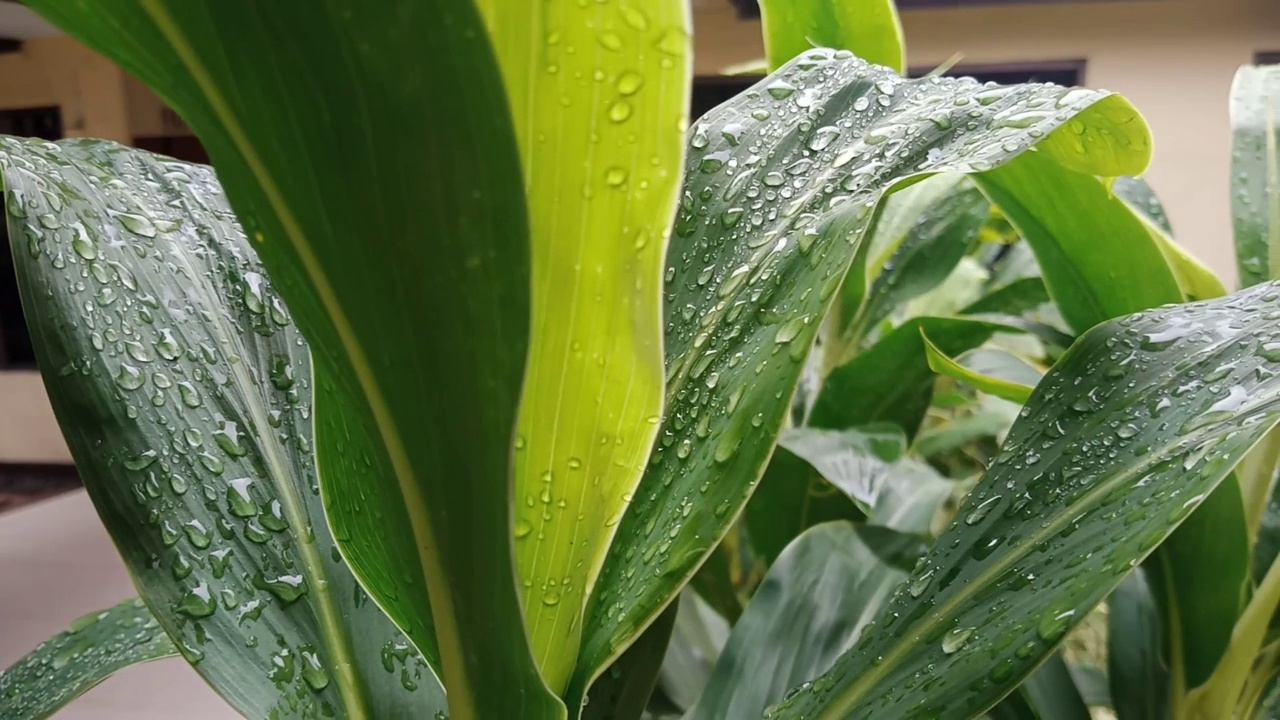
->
[770, 279, 1280, 717]
[581, 48, 1124, 668]
[0, 138, 444, 717]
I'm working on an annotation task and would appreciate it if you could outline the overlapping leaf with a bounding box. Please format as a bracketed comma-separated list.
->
[0, 138, 444, 718]
[475, 0, 692, 691]
[574, 49, 1152, 696]
[19, 2, 560, 716]
[1231, 65, 1280, 287]
[0, 599, 176, 719]
[772, 280, 1280, 718]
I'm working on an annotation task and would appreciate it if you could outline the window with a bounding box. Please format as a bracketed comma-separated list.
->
[1258, 52, 1280, 66]
[692, 74, 761, 122]
[0, 106, 61, 369]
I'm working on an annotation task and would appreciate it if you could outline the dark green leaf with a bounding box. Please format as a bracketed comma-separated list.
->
[772, 281, 1280, 719]
[0, 138, 445, 718]
[686, 522, 917, 720]
[654, 591, 729, 713]
[746, 444, 863, 564]
[841, 174, 990, 347]
[19, 2, 561, 715]
[0, 599, 176, 720]
[1230, 65, 1280, 287]
[813, 317, 1012, 438]
[581, 604, 678, 720]
[577, 52, 1151, 694]
[1108, 570, 1169, 720]
[1018, 653, 1092, 720]
[964, 276, 1052, 317]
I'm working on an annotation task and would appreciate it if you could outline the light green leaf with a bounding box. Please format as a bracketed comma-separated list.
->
[923, 334, 1037, 404]
[576, 52, 1152, 697]
[1113, 176, 1226, 301]
[1108, 570, 1169, 720]
[1230, 65, 1280, 287]
[0, 138, 445, 718]
[686, 522, 920, 720]
[771, 280, 1280, 719]
[0, 599, 177, 720]
[475, 0, 691, 691]
[18, 2, 560, 716]
[814, 317, 1014, 438]
[971, 150, 1182, 334]
[759, 0, 905, 74]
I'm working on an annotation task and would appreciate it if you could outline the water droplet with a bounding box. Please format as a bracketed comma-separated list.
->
[226, 477, 257, 517]
[176, 581, 216, 618]
[605, 166, 628, 187]
[255, 572, 308, 603]
[616, 71, 644, 96]
[115, 364, 145, 390]
[597, 32, 623, 51]
[117, 213, 157, 238]
[1036, 606, 1075, 642]
[213, 421, 248, 457]
[965, 495, 1001, 525]
[942, 626, 974, 654]
[608, 101, 633, 123]
[299, 646, 331, 691]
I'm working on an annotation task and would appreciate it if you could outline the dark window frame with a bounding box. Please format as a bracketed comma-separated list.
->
[1258, 52, 1280, 65]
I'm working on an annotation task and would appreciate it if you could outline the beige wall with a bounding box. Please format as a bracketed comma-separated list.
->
[694, 0, 1280, 284]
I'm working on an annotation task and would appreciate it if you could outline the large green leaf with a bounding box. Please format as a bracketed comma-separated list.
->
[1231, 65, 1280, 287]
[574, 51, 1152, 697]
[474, 0, 691, 691]
[812, 316, 1012, 437]
[759, 0, 905, 74]
[0, 599, 177, 719]
[771, 280, 1280, 719]
[923, 336, 1037, 404]
[686, 522, 919, 720]
[746, 444, 862, 565]
[0, 138, 445, 718]
[977, 139, 1247, 698]
[653, 591, 728, 713]
[21, 2, 561, 716]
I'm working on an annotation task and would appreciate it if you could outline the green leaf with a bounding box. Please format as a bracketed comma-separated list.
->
[686, 522, 919, 720]
[840, 174, 991, 353]
[1108, 570, 1169, 720]
[19, 2, 561, 716]
[778, 427, 950, 533]
[770, 280, 1280, 719]
[0, 138, 446, 718]
[988, 655, 1093, 720]
[977, 152, 1244, 700]
[923, 335, 1036, 404]
[759, 0, 905, 74]
[970, 150, 1182, 334]
[0, 599, 177, 719]
[746, 443, 862, 564]
[653, 591, 728, 713]
[813, 317, 1013, 438]
[1113, 176, 1226, 301]
[581, 604, 677, 720]
[474, 0, 691, 691]
[1230, 65, 1280, 286]
[576, 52, 1152, 695]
